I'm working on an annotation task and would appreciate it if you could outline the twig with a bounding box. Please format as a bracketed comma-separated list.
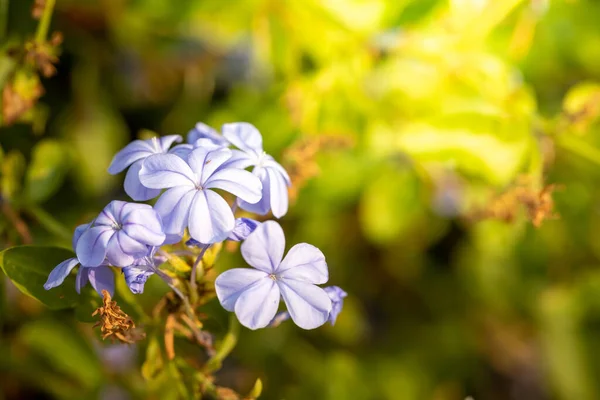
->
[35, 0, 55, 44]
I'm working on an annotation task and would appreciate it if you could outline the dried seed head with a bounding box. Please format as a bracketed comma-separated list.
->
[92, 290, 145, 344]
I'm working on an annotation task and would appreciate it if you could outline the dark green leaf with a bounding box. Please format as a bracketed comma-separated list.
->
[0, 245, 79, 309]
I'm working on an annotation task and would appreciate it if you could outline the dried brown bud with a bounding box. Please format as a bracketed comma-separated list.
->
[2, 75, 44, 125]
[31, 0, 46, 19]
[92, 290, 145, 344]
[470, 177, 560, 228]
[283, 135, 353, 202]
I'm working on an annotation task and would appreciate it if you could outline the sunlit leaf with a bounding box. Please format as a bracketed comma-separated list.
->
[23, 139, 71, 204]
[0, 246, 78, 309]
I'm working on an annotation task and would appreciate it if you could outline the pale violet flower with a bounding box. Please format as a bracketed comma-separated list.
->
[324, 286, 347, 325]
[76, 201, 166, 267]
[121, 247, 164, 294]
[139, 146, 262, 244]
[215, 221, 332, 330]
[108, 135, 182, 201]
[222, 123, 291, 218]
[44, 223, 116, 296]
[187, 122, 229, 147]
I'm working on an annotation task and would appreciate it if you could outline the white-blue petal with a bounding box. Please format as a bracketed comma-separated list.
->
[188, 190, 235, 244]
[234, 277, 280, 330]
[277, 243, 328, 284]
[76, 226, 113, 267]
[222, 122, 263, 155]
[204, 168, 262, 204]
[240, 220, 285, 273]
[139, 154, 197, 189]
[124, 160, 162, 201]
[267, 167, 289, 218]
[278, 279, 331, 330]
[43, 258, 80, 290]
[215, 268, 269, 311]
[88, 266, 115, 296]
[108, 140, 154, 174]
[154, 186, 196, 236]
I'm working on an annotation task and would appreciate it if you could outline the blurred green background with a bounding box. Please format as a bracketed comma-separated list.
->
[3, 0, 600, 399]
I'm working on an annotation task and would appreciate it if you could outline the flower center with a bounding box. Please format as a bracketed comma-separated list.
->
[113, 223, 123, 231]
[256, 151, 268, 168]
[268, 273, 277, 281]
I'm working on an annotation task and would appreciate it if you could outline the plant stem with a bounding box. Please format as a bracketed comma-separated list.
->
[35, 0, 55, 44]
[203, 314, 239, 373]
[190, 245, 209, 291]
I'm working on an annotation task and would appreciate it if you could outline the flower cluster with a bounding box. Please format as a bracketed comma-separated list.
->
[44, 122, 345, 330]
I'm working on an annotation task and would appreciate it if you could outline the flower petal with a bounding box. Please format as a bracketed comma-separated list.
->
[188, 190, 235, 244]
[43, 258, 79, 290]
[188, 122, 229, 146]
[220, 149, 256, 170]
[234, 277, 280, 330]
[139, 154, 197, 189]
[277, 243, 328, 284]
[75, 266, 89, 293]
[240, 220, 285, 273]
[154, 186, 196, 236]
[123, 265, 154, 294]
[88, 266, 115, 296]
[95, 200, 127, 227]
[124, 160, 162, 201]
[204, 168, 262, 204]
[157, 135, 183, 152]
[222, 122, 263, 155]
[108, 140, 154, 174]
[324, 286, 347, 325]
[186, 147, 232, 184]
[267, 167, 289, 218]
[122, 206, 166, 245]
[215, 268, 269, 311]
[169, 143, 194, 159]
[227, 218, 260, 241]
[76, 226, 113, 267]
[278, 279, 331, 329]
[238, 168, 270, 215]
[263, 157, 291, 185]
[72, 223, 91, 249]
[106, 232, 142, 267]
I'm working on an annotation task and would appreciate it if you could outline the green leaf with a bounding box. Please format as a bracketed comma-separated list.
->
[23, 139, 71, 204]
[394, 112, 532, 185]
[0, 246, 79, 309]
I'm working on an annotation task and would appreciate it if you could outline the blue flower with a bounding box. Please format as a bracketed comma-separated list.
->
[122, 247, 163, 294]
[139, 146, 262, 244]
[222, 123, 291, 218]
[44, 223, 116, 296]
[187, 122, 229, 147]
[108, 135, 182, 201]
[76, 201, 166, 267]
[324, 286, 347, 325]
[215, 221, 332, 330]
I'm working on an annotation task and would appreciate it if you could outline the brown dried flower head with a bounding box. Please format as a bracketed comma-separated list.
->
[92, 290, 145, 344]
[283, 135, 353, 202]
